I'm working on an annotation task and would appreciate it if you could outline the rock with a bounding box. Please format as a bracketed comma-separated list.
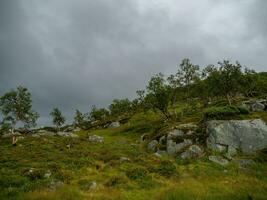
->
[209, 156, 229, 166]
[89, 181, 97, 190]
[180, 145, 203, 159]
[74, 127, 81, 132]
[57, 132, 78, 137]
[147, 140, 158, 152]
[119, 157, 130, 162]
[154, 152, 162, 157]
[33, 130, 55, 137]
[108, 121, 120, 128]
[233, 159, 255, 168]
[167, 129, 184, 140]
[207, 119, 267, 155]
[167, 139, 192, 155]
[251, 102, 265, 112]
[175, 123, 198, 130]
[49, 181, 64, 191]
[88, 135, 104, 143]
[44, 170, 51, 178]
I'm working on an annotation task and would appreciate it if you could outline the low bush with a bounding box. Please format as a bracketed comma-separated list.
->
[204, 105, 249, 120]
[155, 160, 177, 177]
[126, 166, 148, 180]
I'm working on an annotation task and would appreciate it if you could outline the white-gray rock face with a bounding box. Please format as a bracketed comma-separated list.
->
[180, 145, 203, 159]
[251, 102, 265, 112]
[167, 139, 192, 155]
[147, 140, 158, 152]
[88, 135, 104, 143]
[108, 121, 120, 128]
[207, 119, 267, 155]
[208, 156, 229, 166]
[57, 132, 78, 137]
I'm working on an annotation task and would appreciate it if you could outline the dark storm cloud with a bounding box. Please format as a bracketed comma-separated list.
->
[0, 0, 266, 125]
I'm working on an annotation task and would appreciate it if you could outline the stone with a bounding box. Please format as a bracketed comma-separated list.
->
[175, 123, 198, 130]
[49, 181, 64, 191]
[180, 145, 203, 159]
[57, 132, 78, 137]
[233, 159, 255, 168]
[154, 152, 162, 157]
[209, 156, 229, 166]
[88, 135, 104, 143]
[147, 140, 158, 152]
[167, 139, 192, 155]
[251, 102, 265, 112]
[207, 119, 267, 155]
[33, 130, 55, 137]
[108, 121, 120, 128]
[167, 129, 184, 140]
[119, 157, 130, 162]
[89, 181, 97, 190]
[44, 170, 51, 178]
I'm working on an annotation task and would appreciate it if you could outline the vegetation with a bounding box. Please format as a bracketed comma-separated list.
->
[50, 108, 65, 130]
[0, 86, 39, 132]
[0, 58, 267, 199]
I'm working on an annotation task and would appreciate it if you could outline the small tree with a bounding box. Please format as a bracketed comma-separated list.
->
[50, 108, 65, 130]
[90, 106, 109, 121]
[0, 86, 39, 132]
[176, 58, 200, 99]
[217, 60, 243, 105]
[74, 109, 84, 128]
[146, 73, 170, 118]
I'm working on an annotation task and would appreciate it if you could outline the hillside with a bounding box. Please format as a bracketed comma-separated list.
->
[1, 109, 267, 200]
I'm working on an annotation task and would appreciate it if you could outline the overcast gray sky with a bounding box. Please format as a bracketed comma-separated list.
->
[0, 0, 266, 125]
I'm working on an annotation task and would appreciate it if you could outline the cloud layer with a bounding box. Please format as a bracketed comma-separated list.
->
[0, 0, 266, 125]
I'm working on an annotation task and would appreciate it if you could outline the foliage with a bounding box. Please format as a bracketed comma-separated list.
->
[73, 109, 85, 128]
[146, 73, 171, 117]
[109, 98, 132, 116]
[0, 86, 39, 130]
[89, 105, 109, 121]
[50, 108, 65, 129]
[204, 105, 249, 120]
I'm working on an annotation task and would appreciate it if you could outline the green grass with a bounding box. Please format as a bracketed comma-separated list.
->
[0, 110, 267, 200]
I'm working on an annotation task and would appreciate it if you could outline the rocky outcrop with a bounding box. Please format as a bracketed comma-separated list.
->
[88, 135, 104, 143]
[108, 121, 120, 128]
[180, 145, 203, 159]
[207, 119, 267, 155]
[147, 140, 158, 152]
[208, 156, 229, 166]
[243, 100, 266, 112]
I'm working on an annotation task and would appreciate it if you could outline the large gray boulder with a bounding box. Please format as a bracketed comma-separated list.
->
[207, 119, 267, 155]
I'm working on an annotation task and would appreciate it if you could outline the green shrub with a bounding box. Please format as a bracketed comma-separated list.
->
[155, 160, 177, 177]
[204, 105, 249, 120]
[105, 175, 128, 187]
[126, 167, 148, 180]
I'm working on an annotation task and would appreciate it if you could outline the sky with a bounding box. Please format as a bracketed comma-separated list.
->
[0, 0, 267, 125]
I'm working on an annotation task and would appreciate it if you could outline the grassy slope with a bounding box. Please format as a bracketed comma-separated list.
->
[0, 111, 267, 200]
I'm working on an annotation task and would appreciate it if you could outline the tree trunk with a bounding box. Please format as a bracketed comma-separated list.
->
[227, 94, 232, 106]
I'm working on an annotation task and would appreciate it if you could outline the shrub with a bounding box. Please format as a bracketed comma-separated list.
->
[105, 175, 128, 187]
[126, 167, 148, 180]
[204, 105, 249, 120]
[155, 160, 177, 177]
